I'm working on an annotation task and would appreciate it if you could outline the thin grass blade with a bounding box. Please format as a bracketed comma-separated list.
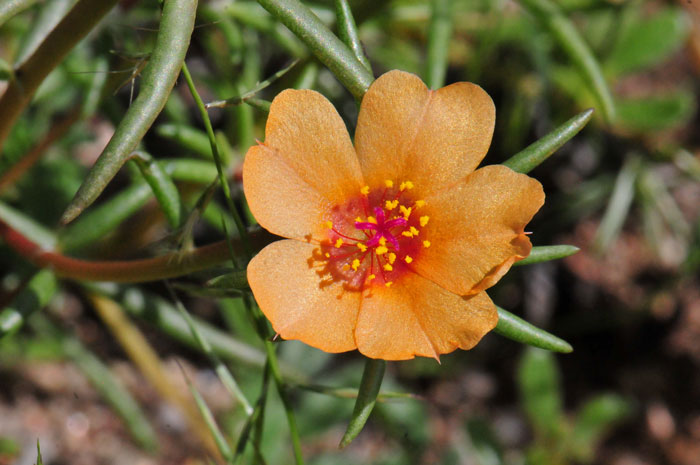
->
[182, 368, 234, 462]
[425, 0, 453, 89]
[518, 0, 615, 123]
[594, 155, 641, 252]
[167, 285, 254, 415]
[206, 59, 299, 109]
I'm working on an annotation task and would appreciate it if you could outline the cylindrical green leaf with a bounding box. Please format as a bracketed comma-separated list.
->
[494, 307, 573, 353]
[256, 0, 374, 99]
[131, 151, 181, 228]
[513, 245, 580, 266]
[58, 183, 153, 252]
[61, 0, 198, 224]
[334, 0, 372, 73]
[503, 108, 593, 174]
[156, 124, 213, 159]
[339, 358, 386, 448]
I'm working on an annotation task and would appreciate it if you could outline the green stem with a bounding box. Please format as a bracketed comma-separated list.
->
[181, 63, 252, 258]
[256, 0, 374, 99]
[0, 0, 118, 152]
[1, 217, 276, 283]
[264, 340, 304, 464]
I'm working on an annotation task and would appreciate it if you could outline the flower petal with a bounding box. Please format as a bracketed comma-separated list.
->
[413, 165, 545, 295]
[354, 272, 498, 360]
[243, 89, 364, 240]
[354, 70, 495, 197]
[247, 240, 361, 353]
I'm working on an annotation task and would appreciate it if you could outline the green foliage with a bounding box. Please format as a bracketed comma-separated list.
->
[606, 8, 690, 76]
[0, 0, 695, 463]
[518, 349, 630, 465]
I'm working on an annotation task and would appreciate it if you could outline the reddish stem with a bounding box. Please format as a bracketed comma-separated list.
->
[1, 221, 276, 283]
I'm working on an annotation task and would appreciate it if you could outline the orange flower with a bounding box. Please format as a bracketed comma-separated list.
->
[243, 70, 544, 360]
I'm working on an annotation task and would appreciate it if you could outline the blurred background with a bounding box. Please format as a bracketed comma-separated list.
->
[0, 0, 699, 463]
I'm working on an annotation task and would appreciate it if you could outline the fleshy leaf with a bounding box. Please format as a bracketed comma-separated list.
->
[339, 358, 386, 448]
[256, 0, 375, 99]
[334, 0, 372, 73]
[494, 307, 573, 353]
[513, 245, 580, 266]
[503, 108, 593, 174]
[60, 0, 197, 224]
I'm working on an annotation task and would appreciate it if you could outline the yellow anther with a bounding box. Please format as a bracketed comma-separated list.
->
[360, 185, 370, 195]
[368, 274, 376, 281]
[325, 221, 333, 228]
[351, 259, 361, 271]
[388, 253, 396, 264]
[385, 199, 399, 210]
[334, 238, 343, 248]
[409, 226, 420, 236]
[402, 231, 414, 238]
[383, 263, 393, 271]
[355, 216, 362, 222]
[368, 216, 377, 224]
[378, 237, 386, 246]
[399, 181, 414, 191]
[357, 243, 368, 252]
[385, 281, 393, 287]
[405, 255, 413, 263]
[415, 200, 426, 208]
[376, 245, 388, 255]
[399, 205, 412, 219]
[385, 180, 394, 188]
[420, 216, 430, 227]
[342, 264, 351, 271]
[423, 240, 431, 248]
[324, 252, 330, 258]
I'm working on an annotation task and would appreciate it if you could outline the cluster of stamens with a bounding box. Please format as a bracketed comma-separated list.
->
[321, 180, 431, 290]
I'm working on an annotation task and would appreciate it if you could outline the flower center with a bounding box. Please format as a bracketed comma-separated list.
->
[321, 180, 431, 290]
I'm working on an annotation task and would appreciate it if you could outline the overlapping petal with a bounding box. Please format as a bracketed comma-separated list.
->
[354, 70, 495, 197]
[354, 272, 498, 360]
[247, 240, 361, 353]
[243, 89, 364, 240]
[413, 165, 545, 296]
